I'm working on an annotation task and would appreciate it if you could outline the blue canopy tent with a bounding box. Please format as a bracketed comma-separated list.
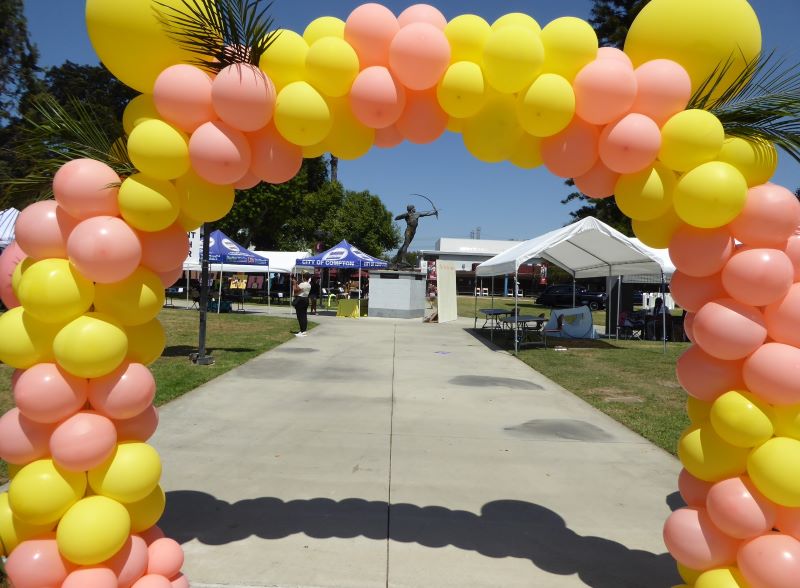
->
[296, 240, 388, 310]
[208, 230, 269, 313]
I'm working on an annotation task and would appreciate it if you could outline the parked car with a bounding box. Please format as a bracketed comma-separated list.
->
[536, 284, 608, 310]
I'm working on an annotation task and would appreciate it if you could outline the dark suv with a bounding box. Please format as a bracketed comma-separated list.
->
[536, 285, 607, 310]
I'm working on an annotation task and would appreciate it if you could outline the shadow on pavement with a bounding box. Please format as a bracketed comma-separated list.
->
[161, 490, 679, 588]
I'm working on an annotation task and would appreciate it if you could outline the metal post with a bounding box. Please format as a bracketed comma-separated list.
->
[217, 263, 224, 314]
[662, 273, 667, 354]
[572, 277, 576, 308]
[514, 269, 519, 355]
[193, 224, 214, 365]
[616, 276, 622, 340]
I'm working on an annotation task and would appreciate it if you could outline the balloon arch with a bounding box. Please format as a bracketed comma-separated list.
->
[1, 0, 800, 586]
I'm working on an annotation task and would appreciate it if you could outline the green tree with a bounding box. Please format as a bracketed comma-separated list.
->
[0, 0, 39, 124]
[325, 189, 400, 257]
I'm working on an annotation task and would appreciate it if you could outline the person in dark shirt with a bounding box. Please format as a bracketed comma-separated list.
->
[309, 275, 321, 314]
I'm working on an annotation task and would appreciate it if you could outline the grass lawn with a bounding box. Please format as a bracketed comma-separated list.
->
[479, 329, 690, 455]
[0, 308, 299, 482]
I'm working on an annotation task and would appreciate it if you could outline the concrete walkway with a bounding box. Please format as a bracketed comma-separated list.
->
[152, 311, 682, 588]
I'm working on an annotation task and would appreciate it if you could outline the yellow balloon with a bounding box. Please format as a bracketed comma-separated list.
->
[540, 17, 598, 81]
[632, 207, 685, 249]
[259, 29, 308, 90]
[624, 0, 761, 99]
[462, 94, 522, 163]
[482, 25, 544, 94]
[446, 116, 464, 134]
[717, 137, 779, 187]
[0, 307, 59, 369]
[57, 496, 130, 565]
[17, 259, 94, 324]
[678, 563, 702, 585]
[318, 97, 374, 160]
[436, 61, 487, 119]
[85, 0, 198, 93]
[124, 484, 166, 533]
[8, 459, 86, 526]
[177, 209, 203, 232]
[492, 13, 541, 34]
[305, 37, 360, 98]
[0, 492, 53, 556]
[118, 173, 181, 232]
[516, 73, 575, 137]
[772, 404, 800, 440]
[302, 142, 328, 159]
[445, 14, 491, 64]
[7, 463, 22, 480]
[273, 81, 333, 147]
[510, 133, 543, 169]
[659, 109, 725, 173]
[123, 94, 160, 136]
[11, 257, 34, 299]
[710, 390, 774, 448]
[615, 162, 677, 221]
[695, 567, 749, 588]
[93, 267, 165, 326]
[303, 16, 346, 45]
[89, 442, 162, 504]
[127, 119, 190, 180]
[748, 437, 800, 507]
[686, 396, 712, 426]
[125, 318, 166, 365]
[678, 423, 750, 482]
[53, 312, 128, 379]
[175, 171, 235, 223]
[673, 162, 748, 229]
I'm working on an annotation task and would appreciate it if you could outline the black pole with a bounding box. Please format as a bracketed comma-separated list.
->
[193, 224, 214, 365]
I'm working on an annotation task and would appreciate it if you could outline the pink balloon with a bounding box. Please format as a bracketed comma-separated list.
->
[743, 342, 800, 405]
[0, 240, 25, 308]
[730, 183, 800, 248]
[784, 235, 800, 281]
[212, 63, 277, 132]
[344, 3, 399, 68]
[0, 407, 54, 464]
[88, 362, 156, 420]
[6, 535, 73, 588]
[115, 405, 159, 442]
[389, 22, 450, 90]
[676, 345, 745, 402]
[50, 411, 117, 471]
[14, 200, 79, 260]
[153, 64, 215, 133]
[349, 66, 407, 129]
[670, 271, 727, 313]
[669, 225, 735, 278]
[630, 59, 692, 126]
[541, 117, 601, 178]
[13, 362, 88, 424]
[374, 124, 403, 148]
[738, 533, 800, 588]
[574, 159, 620, 199]
[596, 47, 633, 67]
[248, 125, 303, 184]
[692, 298, 766, 361]
[707, 476, 777, 539]
[683, 311, 696, 342]
[398, 4, 446, 28]
[105, 535, 148, 588]
[395, 89, 447, 144]
[62, 567, 118, 588]
[663, 507, 740, 569]
[776, 507, 800, 539]
[765, 283, 800, 347]
[67, 216, 143, 283]
[138, 223, 189, 274]
[679, 468, 714, 507]
[53, 159, 121, 220]
[132, 574, 172, 588]
[722, 248, 794, 307]
[170, 573, 190, 588]
[147, 538, 184, 578]
[156, 265, 184, 289]
[573, 59, 637, 125]
[137, 525, 166, 546]
[233, 170, 260, 190]
[598, 113, 661, 174]
[189, 121, 252, 185]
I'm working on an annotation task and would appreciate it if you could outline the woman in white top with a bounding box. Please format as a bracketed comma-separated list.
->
[293, 272, 311, 336]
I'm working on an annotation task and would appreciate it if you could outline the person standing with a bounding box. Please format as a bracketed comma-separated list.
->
[309, 275, 320, 315]
[293, 272, 311, 337]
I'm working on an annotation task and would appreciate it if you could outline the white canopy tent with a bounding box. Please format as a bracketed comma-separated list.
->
[475, 217, 672, 352]
[0, 208, 19, 248]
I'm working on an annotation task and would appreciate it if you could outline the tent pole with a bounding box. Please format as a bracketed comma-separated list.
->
[616, 276, 621, 340]
[358, 262, 362, 317]
[514, 269, 519, 355]
[490, 276, 495, 342]
[662, 272, 667, 354]
[217, 263, 224, 314]
[195, 224, 213, 365]
[267, 271, 271, 314]
[572, 276, 576, 308]
[473, 277, 478, 329]
[185, 271, 189, 303]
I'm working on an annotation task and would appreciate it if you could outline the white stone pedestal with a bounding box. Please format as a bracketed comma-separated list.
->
[368, 270, 426, 319]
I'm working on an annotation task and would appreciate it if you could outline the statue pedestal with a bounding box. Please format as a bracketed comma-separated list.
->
[368, 270, 427, 319]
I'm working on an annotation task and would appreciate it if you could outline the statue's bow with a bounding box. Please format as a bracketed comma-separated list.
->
[411, 193, 440, 219]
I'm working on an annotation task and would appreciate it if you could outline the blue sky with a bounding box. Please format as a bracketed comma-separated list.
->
[23, 0, 800, 251]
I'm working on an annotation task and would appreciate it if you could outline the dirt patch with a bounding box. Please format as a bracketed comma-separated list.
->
[593, 388, 645, 403]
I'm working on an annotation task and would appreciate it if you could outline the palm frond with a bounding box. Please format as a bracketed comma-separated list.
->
[154, 0, 280, 73]
[1, 95, 134, 203]
[688, 51, 800, 163]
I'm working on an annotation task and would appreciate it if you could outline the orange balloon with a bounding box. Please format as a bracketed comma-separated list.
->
[248, 125, 303, 184]
[389, 22, 450, 90]
[574, 159, 619, 199]
[676, 345, 745, 403]
[349, 66, 407, 129]
[692, 298, 766, 361]
[344, 3, 399, 68]
[395, 89, 447, 144]
[669, 225, 734, 277]
[670, 270, 727, 313]
[540, 117, 600, 178]
[573, 58, 637, 125]
[729, 183, 800, 248]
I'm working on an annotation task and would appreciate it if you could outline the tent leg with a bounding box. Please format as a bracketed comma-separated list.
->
[662, 273, 667, 354]
[616, 276, 622, 341]
[490, 276, 495, 342]
[514, 270, 519, 355]
[194, 224, 214, 365]
[473, 277, 479, 329]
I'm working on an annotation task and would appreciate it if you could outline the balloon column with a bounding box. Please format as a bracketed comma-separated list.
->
[0, 0, 796, 585]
